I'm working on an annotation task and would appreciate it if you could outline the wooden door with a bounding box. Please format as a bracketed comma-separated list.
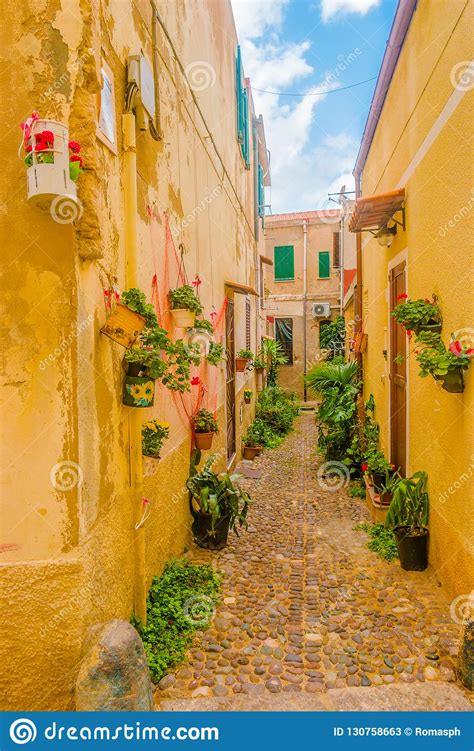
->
[225, 299, 236, 462]
[389, 262, 407, 475]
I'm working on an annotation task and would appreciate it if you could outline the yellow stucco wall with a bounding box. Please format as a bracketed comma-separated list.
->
[359, 0, 473, 597]
[0, 0, 266, 710]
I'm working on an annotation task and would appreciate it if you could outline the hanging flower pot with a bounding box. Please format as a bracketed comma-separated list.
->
[194, 432, 215, 450]
[101, 303, 146, 348]
[415, 321, 442, 335]
[170, 308, 196, 328]
[123, 376, 155, 407]
[435, 368, 465, 393]
[244, 389, 252, 404]
[21, 117, 81, 215]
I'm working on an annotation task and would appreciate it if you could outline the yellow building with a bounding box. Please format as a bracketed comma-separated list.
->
[350, 0, 473, 597]
[264, 210, 356, 396]
[0, 0, 269, 709]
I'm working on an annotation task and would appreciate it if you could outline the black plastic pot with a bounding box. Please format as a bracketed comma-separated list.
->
[413, 320, 442, 335]
[394, 526, 429, 571]
[192, 512, 231, 550]
[435, 368, 465, 393]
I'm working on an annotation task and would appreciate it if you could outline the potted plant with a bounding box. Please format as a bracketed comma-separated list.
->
[242, 420, 265, 459]
[236, 348, 253, 372]
[392, 295, 442, 335]
[377, 467, 402, 507]
[191, 409, 218, 450]
[385, 471, 429, 571]
[365, 449, 393, 492]
[187, 455, 251, 549]
[168, 285, 203, 328]
[101, 288, 157, 348]
[122, 345, 168, 407]
[243, 389, 252, 404]
[142, 420, 170, 459]
[252, 354, 266, 375]
[415, 334, 472, 393]
[206, 342, 226, 366]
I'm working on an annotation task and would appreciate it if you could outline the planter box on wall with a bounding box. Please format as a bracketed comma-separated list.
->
[26, 120, 79, 213]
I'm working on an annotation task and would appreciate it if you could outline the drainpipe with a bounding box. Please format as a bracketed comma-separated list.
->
[339, 208, 345, 317]
[303, 219, 308, 402]
[123, 112, 147, 621]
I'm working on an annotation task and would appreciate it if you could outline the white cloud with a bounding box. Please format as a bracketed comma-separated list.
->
[320, 0, 381, 23]
[231, 0, 289, 40]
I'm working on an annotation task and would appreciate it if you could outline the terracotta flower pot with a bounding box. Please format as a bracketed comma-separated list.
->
[236, 357, 250, 372]
[194, 432, 215, 450]
[243, 445, 262, 460]
[244, 395, 251, 404]
[255, 367, 265, 376]
[101, 303, 146, 348]
[122, 375, 155, 407]
[170, 308, 196, 328]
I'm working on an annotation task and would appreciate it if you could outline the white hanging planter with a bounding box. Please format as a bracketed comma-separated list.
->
[22, 119, 80, 216]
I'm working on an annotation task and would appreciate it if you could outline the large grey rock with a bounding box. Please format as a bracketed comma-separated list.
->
[75, 619, 153, 711]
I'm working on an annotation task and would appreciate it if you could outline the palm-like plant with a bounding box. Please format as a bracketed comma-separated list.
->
[260, 339, 288, 386]
[187, 455, 251, 535]
[385, 471, 429, 532]
[305, 360, 359, 394]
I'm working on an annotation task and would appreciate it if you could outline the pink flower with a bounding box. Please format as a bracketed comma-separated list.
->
[68, 140, 81, 153]
[449, 340, 463, 357]
[191, 376, 200, 386]
[466, 348, 474, 356]
[192, 275, 202, 287]
[35, 141, 48, 152]
[36, 130, 54, 144]
[142, 497, 151, 506]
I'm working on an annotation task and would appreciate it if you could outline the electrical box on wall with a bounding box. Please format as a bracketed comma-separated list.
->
[127, 55, 156, 119]
[312, 302, 331, 318]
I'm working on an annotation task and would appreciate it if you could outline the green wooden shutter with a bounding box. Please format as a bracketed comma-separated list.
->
[258, 164, 264, 216]
[236, 47, 243, 143]
[274, 246, 294, 281]
[319, 251, 330, 278]
[242, 88, 250, 167]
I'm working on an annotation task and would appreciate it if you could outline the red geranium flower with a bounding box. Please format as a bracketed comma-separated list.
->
[68, 140, 81, 153]
[466, 348, 474, 356]
[25, 145, 32, 153]
[361, 462, 369, 472]
[449, 340, 463, 356]
[406, 330, 413, 338]
[191, 376, 200, 386]
[70, 154, 84, 168]
[397, 293, 408, 301]
[35, 141, 48, 151]
[36, 130, 54, 143]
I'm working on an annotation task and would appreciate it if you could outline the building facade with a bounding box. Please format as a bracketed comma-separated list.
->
[0, 0, 269, 709]
[264, 210, 356, 396]
[351, 0, 473, 597]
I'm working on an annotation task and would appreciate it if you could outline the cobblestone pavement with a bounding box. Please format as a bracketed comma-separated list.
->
[156, 414, 471, 710]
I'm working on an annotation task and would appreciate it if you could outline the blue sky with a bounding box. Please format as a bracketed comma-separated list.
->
[231, 0, 398, 213]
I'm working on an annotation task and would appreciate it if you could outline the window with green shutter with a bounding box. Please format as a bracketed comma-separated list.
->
[318, 251, 330, 279]
[235, 46, 250, 168]
[274, 246, 294, 281]
[258, 163, 265, 217]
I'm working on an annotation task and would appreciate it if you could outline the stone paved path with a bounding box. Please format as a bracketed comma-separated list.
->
[156, 414, 472, 710]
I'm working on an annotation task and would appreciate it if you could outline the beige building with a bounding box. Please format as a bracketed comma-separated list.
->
[1, 0, 269, 710]
[264, 209, 356, 396]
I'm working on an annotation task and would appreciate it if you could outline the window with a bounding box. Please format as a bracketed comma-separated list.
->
[274, 245, 294, 281]
[235, 47, 250, 168]
[245, 297, 251, 350]
[275, 318, 293, 364]
[96, 61, 117, 154]
[318, 251, 330, 279]
[332, 232, 340, 268]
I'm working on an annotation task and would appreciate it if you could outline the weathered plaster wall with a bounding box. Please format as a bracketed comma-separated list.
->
[0, 0, 265, 710]
[360, 0, 473, 597]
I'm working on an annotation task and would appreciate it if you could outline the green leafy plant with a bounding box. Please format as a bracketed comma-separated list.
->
[121, 288, 158, 329]
[320, 316, 346, 359]
[236, 348, 253, 359]
[161, 340, 201, 392]
[355, 523, 399, 562]
[415, 333, 472, 378]
[260, 339, 288, 386]
[124, 346, 168, 380]
[385, 471, 429, 532]
[187, 455, 251, 533]
[142, 420, 170, 457]
[392, 296, 440, 332]
[206, 342, 226, 366]
[168, 285, 203, 315]
[243, 418, 282, 448]
[251, 354, 266, 370]
[132, 559, 221, 683]
[244, 388, 252, 400]
[192, 409, 218, 434]
[348, 481, 366, 498]
[256, 386, 299, 436]
[193, 318, 214, 335]
[366, 449, 391, 476]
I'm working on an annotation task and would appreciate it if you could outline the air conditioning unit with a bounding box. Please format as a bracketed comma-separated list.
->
[312, 302, 331, 318]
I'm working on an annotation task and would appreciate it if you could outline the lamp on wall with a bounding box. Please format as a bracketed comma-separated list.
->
[375, 224, 397, 247]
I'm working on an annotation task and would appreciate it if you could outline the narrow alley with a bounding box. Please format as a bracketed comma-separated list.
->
[156, 414, 471, 711]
